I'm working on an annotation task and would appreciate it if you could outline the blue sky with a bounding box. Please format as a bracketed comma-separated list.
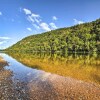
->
[0, 0, 100, 49]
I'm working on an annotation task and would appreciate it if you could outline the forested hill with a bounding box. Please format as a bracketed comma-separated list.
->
[6, 19, 100, 53]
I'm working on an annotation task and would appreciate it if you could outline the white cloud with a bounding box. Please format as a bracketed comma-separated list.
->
[52, 16, 58, 20]
[25, 10, 41, 25]
[27, 16, 35, 23]
[34, 17, 41, 23]
[31, 13, 40, 18]
[40, 22, 51, 31]
[23, 8, 31, 15]
[49, 23, 57, 29]
[73, 19, 84, 25]
[23, 9, 42, 30]
[0, 37, 10, 40]
[27, 28, 32, 31]
[0, 12, 2, 16]
[23, 8, 58, 32]
[31, 13, 41, 24]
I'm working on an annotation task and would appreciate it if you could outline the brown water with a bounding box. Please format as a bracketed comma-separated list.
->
[0, 52, 100, 100]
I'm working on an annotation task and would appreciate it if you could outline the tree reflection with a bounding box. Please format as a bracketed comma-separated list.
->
[7, 52, 100, 85]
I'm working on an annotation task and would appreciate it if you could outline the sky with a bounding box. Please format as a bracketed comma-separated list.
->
[0, 0, 100, 49]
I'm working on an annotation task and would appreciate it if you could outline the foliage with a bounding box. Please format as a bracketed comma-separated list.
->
[6, 19, 100, 53]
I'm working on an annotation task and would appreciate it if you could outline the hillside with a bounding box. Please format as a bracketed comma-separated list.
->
[6, 19, 100, 53]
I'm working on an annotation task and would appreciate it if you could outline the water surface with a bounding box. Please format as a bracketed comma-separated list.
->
[0, 52, 100, 100]
[5, 52, 100, 85]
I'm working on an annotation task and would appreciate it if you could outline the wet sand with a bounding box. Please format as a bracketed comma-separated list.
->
[0, 58, 100, 100]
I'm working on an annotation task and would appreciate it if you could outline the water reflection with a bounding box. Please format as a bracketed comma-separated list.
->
[7, 52, 100, 85]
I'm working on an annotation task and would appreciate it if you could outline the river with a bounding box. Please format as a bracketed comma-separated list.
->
[0, 53, 100, 100]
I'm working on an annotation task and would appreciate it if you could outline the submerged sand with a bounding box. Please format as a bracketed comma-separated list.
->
[27, 73, 100, 100]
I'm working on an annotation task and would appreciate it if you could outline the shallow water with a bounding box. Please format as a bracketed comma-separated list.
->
[0, 53, 100, 100]
[3, 52, 100, 85]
